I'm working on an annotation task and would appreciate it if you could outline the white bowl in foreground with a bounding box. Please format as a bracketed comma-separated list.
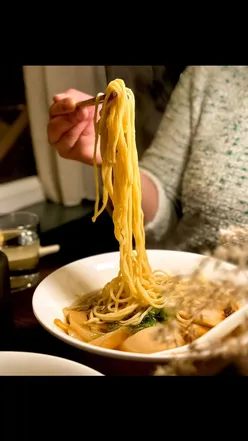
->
[33, 250, 248, 362]
[0, 352, 103, 376]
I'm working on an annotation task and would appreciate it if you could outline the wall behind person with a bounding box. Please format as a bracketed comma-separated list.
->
[106, 65, 186, 156]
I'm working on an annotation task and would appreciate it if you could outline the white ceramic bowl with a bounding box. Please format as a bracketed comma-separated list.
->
[0, 352, 103, 376]
[32, 250, 248, 362]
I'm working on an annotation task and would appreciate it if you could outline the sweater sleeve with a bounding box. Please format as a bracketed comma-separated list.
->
[139, 66, 193, 242]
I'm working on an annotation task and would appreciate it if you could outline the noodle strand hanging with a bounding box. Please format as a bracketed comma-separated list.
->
[89, 79, 168, 326]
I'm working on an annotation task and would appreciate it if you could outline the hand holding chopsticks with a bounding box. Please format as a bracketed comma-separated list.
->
[48, 89, 115, 164]
[75, 92, 117, 109]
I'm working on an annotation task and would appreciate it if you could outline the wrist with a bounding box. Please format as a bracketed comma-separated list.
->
[140, 170, 159, 224]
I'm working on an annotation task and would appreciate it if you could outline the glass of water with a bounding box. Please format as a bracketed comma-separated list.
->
[0, 212, 40, 292]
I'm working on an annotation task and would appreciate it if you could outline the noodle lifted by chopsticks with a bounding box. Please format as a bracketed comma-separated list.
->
[88, 79, 169, 326]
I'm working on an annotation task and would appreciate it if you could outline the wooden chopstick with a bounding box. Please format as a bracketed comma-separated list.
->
[76, 94, 106, 109]
[76, 92, 117, 109]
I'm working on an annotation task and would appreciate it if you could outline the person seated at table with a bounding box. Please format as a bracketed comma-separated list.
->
[47, 66, 248, 254]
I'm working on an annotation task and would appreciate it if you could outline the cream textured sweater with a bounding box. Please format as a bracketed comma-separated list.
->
[140, 66, 248, 253]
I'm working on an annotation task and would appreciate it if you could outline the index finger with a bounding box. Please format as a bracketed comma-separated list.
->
[49, 97, 76, 117]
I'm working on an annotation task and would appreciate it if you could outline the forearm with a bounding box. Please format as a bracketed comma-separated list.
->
[140, 168, 178, 241]
[105, 166, 177, 242]
[105, 169, 158, 222]
[140, 170, 159, 224]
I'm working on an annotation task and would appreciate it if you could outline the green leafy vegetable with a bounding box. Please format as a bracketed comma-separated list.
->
[131, 308, 168, 334]
[106, 321, 120, 332]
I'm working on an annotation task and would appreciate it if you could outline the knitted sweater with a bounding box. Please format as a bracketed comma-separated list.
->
[140, 66, 248, 253]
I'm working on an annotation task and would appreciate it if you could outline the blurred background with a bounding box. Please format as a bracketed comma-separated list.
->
[0, 65, 185, 268]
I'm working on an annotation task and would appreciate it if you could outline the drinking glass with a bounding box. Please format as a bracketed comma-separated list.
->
[0, 211, 40, 292]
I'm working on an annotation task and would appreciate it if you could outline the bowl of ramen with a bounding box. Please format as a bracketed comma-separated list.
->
[32, 249, 248, 362]
[34, 79, 248, 363]
[0, 352, 103, 376]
